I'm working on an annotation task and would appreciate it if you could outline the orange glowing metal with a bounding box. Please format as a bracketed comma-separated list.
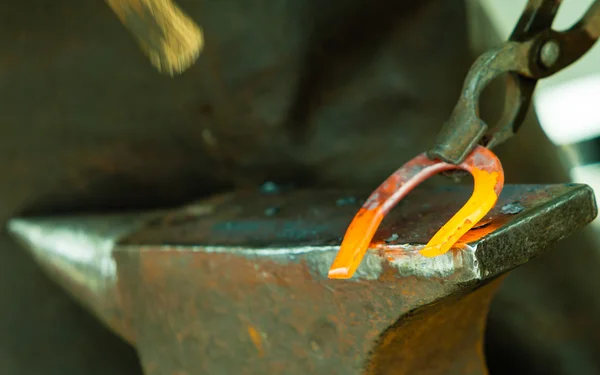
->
[328, 146, 504, 279]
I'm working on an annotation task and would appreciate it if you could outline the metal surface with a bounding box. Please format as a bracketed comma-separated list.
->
[428, 0, 600, 164]
[8, 183, 597, 374]
[539, 40, 560, 68]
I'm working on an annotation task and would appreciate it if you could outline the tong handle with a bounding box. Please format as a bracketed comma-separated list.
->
[428, 0, 600, 165]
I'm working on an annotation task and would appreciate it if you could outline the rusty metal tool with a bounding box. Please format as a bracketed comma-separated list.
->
[106, 0, 204, 76]
[429, 0, 600, 165]
[7, 183, 597, 375]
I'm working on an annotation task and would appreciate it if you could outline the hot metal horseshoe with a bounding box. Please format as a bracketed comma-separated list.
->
[328, 145, 504, 279]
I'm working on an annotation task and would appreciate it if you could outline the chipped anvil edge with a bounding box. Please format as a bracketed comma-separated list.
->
[115, 242, 481, 283]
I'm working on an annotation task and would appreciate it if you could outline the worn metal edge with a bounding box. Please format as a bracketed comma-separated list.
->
[116, 185, 598, 283]
[475, 184, 598, 279]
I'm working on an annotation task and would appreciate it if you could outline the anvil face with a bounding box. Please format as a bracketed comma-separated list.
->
[8, 184, 597, 375]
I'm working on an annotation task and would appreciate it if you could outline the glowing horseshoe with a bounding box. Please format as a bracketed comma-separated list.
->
[328, 145, 504, 279]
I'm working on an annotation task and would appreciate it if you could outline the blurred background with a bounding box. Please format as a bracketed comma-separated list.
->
[0, 0, 599, 374]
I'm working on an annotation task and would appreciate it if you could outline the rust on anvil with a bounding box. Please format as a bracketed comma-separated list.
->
[367, 277, 506, 375]
[7, 184, 598, 375]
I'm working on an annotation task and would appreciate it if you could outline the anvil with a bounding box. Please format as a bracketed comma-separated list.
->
[7, 183, 597, 374]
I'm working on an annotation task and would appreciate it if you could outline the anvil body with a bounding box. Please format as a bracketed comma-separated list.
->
[8, 183, 597, 374]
